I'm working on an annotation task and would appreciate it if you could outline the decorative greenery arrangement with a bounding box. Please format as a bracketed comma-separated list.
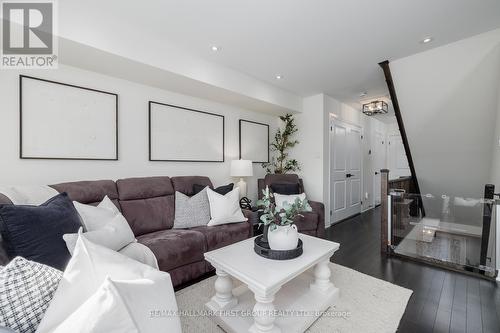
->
[257, 187, 311, 231]
[262, 113, 300, 174]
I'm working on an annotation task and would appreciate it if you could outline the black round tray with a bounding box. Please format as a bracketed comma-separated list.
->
[254, 235, 303, 260]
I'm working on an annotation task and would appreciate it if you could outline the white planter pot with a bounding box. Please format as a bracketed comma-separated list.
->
[267, 224, 299, 251]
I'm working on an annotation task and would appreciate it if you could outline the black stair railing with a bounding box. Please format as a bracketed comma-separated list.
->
[379, 60, 425, 216]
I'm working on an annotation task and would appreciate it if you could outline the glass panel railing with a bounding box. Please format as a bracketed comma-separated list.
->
[389, 192, 497, 277]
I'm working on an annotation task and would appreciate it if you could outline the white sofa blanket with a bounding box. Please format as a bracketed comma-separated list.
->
[0, 185, 59, 205]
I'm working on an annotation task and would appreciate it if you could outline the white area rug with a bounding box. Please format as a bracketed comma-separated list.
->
[175, 263, 412, 333]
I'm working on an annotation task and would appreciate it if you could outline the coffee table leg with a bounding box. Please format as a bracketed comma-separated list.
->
[211, 269, 237, 310]
[249, 292, 281, 333]
[310, 259, 334, 292]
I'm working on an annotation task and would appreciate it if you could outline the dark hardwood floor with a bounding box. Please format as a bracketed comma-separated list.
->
[326, 207, 500, 333]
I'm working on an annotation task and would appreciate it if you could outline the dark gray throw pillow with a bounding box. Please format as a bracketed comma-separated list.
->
[193, 183, 234, 196]
[0, 193, 81, 270]
[173, 187, 211, 229]
[0, 257, 62, 333]
[270, 183, 300, 195]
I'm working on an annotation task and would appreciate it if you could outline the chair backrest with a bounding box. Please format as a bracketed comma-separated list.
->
[257, 174, 305, 199]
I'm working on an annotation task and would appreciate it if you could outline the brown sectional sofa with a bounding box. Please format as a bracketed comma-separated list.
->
[0, 176, 253, 287]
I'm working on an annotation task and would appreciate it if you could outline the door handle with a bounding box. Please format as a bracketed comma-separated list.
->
[346, 173, 352, 178]
[375, 172, 379, 175]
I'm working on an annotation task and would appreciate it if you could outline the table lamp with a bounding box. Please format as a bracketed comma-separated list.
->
[230, 159, 253, 198]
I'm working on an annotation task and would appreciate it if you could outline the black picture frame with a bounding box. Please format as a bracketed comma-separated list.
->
[239, 119, 270, 163]
[19, 75, 119, 161]
[148, 101, 225, 162]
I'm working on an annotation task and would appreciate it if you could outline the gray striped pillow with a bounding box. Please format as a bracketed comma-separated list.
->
[173, 187, 211, 229]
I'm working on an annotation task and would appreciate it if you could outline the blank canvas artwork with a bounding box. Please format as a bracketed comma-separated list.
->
[149, 102, 224, 162]
[20, 76, 118, 160]
[239, 120, 269, 163]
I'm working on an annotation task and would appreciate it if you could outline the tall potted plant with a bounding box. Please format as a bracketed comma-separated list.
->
[257, 187, 311, 251]
[262, 114, 300, 174]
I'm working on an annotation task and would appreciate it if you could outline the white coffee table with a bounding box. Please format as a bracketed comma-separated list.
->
[204, 233, 340, 333]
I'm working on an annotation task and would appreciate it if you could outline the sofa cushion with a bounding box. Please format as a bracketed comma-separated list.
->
[137, 229, 206, 272]
[171, 176, 212, 196]
[168, 261, 208, 288]
[191, 223, 251, 251]
[50, 180, 120, 210]
[117, 177, 175, 236]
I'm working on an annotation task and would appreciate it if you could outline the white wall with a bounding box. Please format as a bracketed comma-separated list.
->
[391, 28, 500, 198]
[490, 64, 500, 189]
[386, 123, 411, 179]
[0, 65, 278, 202]
[293, 95, 327, 203]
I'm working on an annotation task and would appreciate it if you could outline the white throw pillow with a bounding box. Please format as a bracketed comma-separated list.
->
[64, 196, 136, 253]
[74, 195, 121, 230]
[274, 192, 307, 211]
[37, 233, 181, 333]
[206, 187, 247, 226]
[51, 277, 139, 333]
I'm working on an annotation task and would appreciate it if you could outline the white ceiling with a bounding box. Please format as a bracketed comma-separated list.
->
[59, 0, 500, 106]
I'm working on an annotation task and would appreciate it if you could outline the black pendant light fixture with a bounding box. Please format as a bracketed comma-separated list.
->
[362, 100, 388, 116]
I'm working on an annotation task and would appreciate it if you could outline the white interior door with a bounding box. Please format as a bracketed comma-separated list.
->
[373, 131, 386, 206]
[388, 134, 411, 178]
[331, 120, 362, 223]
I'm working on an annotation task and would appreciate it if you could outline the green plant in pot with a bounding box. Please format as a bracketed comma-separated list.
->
[257, 186, 312, 251]
[262, 113, 300, 174]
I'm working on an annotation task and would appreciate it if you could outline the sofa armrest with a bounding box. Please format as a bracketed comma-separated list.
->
[242, 209, 256, 237]
[308, 200, 325, 238]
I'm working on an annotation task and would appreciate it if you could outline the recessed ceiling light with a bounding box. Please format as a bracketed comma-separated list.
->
[421, 37, 433, 44]
[211, 45, 220, 52]
[275, 74, 283, 80]
[359, 92, 368, 97]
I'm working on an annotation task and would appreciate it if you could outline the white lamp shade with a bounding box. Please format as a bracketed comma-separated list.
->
[230, 159, 253, 177]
